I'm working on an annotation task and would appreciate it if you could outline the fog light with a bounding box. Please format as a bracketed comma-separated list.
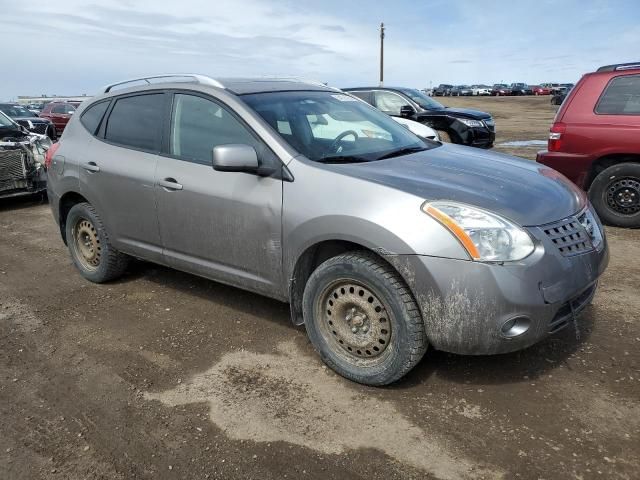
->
[500, 317, 531, 338]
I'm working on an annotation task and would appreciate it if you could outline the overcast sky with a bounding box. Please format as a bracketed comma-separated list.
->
[2, 0, 638, 99]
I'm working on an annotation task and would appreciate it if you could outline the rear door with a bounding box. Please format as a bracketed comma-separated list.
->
[563, 74, 640, 156]
[79, 92, 168, 262]
[155, 92, 283, 297]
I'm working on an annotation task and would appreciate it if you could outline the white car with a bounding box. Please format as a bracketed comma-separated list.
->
[471, 85, 492, 96]
[391, 116, 439, 141]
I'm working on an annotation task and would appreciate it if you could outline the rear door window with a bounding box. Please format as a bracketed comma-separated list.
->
[52, 104, 76, 114]
[595, 75, 640, 115]
[80, 101, 109, 135]
[104, 94, 165, 151]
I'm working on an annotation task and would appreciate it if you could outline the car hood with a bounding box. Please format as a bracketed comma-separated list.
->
[13, 116, 49, 123]
[442, 107, 491, 119]
[421, 107, 491, 120]
[331, 144, 585, 226]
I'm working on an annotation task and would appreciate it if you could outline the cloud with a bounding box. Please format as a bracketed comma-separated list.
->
[1, 0, 638, 98]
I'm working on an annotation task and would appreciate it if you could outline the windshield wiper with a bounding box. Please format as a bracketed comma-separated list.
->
[376, 146, 428, 160]
[316, 155, 370, 164]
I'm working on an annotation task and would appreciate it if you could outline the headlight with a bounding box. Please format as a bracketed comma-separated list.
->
[581, 206, 603, 249]
[457, 118, 484, 128]
[423, 201, 535, 261]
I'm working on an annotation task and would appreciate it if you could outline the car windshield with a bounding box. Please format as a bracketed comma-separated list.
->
[0, 104, 34, 118]
[242, 90, 438, 163]
[398, 88, 444, 110]
[0, 111, 17, 128]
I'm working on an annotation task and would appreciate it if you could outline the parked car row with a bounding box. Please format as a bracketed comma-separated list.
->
[433, 84, 493, 96]
[432, 82, 574, 97]
[0, 100, 81, 140]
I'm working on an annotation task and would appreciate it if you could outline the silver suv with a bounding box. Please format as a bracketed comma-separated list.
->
[46, 74, 609, 386]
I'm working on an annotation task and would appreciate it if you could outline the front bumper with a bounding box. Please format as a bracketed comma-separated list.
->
[387, 222, 609, 355]
[452, 123, 495, 148]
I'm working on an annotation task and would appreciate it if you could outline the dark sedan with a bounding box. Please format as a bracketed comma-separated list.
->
[0, 103, 56, 140]
[344, 87, 495, 148]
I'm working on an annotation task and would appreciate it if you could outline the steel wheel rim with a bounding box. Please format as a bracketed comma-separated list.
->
[315, 280, 393, 366]
[72, 218, 101, 271]
[606, 177, 640, 215]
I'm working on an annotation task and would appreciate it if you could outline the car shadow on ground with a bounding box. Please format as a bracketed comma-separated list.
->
[116, 259, 293, 328]
[0, 193, 47, 212]
[115, 259, 596, 389]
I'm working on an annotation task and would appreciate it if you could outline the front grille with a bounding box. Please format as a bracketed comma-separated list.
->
[30, 123, 48, 134]
[543, 216, 593, 256]
[548, 283, 597, 333]
[0, 149, 28, 192]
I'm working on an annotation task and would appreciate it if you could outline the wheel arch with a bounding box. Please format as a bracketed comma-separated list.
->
[288, 239, 414, 326]
[58, 191, 90, 244]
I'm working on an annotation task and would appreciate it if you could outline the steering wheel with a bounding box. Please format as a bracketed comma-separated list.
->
[328, 130, 358, 153]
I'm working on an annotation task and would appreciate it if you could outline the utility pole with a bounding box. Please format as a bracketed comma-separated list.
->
[379, 22, 385, 87]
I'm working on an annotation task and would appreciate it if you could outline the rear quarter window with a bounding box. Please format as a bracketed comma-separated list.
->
[80, 101, 110, 135]
[595, 74, 640, 115]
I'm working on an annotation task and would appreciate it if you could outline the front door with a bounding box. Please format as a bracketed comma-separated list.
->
[155, 93, 283, 297]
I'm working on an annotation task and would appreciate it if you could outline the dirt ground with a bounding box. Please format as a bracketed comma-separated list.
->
[1, 96, 639, 480]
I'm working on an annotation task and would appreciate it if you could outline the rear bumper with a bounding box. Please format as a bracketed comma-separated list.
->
[536, 150, 593, 189]
[387, 223, 609, 355]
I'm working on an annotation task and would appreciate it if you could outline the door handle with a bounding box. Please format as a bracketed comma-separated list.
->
[83, 161, 100, 173]
[159, 178, 183, 191]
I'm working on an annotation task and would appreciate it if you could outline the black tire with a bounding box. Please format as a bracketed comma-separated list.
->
[302, 251, 427, 386]
[47, 125, 57, 141]
[65, 202, 129, 282]
[588, 162, 640, 228]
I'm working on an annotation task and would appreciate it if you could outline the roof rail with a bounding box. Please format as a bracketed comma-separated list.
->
[596, 62, 640, 72]
[252, 76, 338, 91]
[102, 74, 224, 93]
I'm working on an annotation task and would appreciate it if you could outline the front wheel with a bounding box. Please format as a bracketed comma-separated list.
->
[302, 251, 427, 386]
[589, 163, 640, 228]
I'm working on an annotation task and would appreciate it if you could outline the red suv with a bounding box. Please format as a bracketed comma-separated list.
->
[537, 62, 640, 228]
[39, 101, 80, 136]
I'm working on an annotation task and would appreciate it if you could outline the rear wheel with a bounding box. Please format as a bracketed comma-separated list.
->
[66, 202, 130, 282]
[589, 162, 640, 228]
[303, 251, 427, 386]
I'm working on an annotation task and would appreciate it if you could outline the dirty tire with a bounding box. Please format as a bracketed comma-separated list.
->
[588, 162, 640, 228]
[65, 202, 129, 282]
[436, 130, 452, 143]
[303, 251, 427, 386]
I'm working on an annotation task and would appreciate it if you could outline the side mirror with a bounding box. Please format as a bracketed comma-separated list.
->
[212, 144, 259, 173]
[400, 105, 415, 118]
